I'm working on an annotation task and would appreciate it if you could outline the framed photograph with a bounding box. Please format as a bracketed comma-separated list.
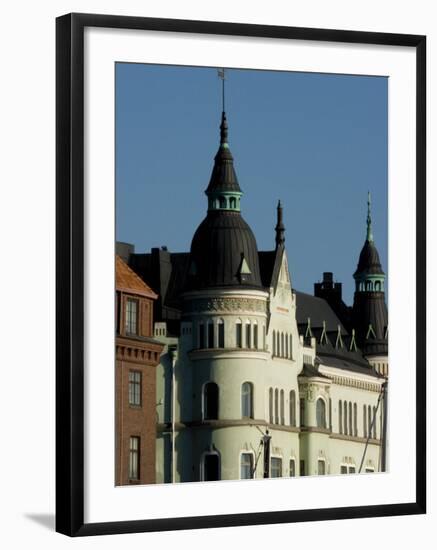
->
[56, 13, 426, 536]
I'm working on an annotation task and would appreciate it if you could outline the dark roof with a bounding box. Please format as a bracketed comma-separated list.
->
[187, 210, 262, 290]
[295, 291, 347, 334]
[299, 363, 331, 379]
[316, 345, 383, 378]
[205, 112, 241, 194]
[354, 239, 385, 276]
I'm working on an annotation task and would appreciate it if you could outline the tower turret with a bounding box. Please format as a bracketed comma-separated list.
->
[351, 193, 388, 357]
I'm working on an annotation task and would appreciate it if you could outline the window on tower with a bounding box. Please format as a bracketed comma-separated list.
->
[241, 382, 253, 419]
[236, 320, 242, 348]
[218, 319, 225, 348]
[203, 382, 219, 420]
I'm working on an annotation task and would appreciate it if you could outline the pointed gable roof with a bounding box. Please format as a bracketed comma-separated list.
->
[116, 255, 158, 299]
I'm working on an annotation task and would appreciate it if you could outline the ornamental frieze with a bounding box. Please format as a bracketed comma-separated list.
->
[184, 297, 267, 314]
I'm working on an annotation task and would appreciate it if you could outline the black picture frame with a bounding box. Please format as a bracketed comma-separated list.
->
[56, 12, 426, 537]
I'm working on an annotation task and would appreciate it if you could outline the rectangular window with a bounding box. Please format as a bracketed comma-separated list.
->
[253, 324, 258, 349]
[263, 326, 266, 350]
[318, 459, 326, 475]
[236, 323, 242, 348]
[365, 467, 375, 473]
[300, 399, 305, 427]
[270, 457, 282, 478]
[349, 466, 356, 474]
[129, 436, 140, 480]
[289, 459, 296, 477]
[240, 453, 254, 479]
[207, 322, 214, 348]
[125, 298, 138, 335]
[218, 322, 225, 348]
[246, 323, 251, 348]
[340, 465, 348, 474]
[128, 370, 141, 406]
[300, 460, 305, 476]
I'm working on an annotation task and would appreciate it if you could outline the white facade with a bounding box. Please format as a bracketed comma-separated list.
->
[155, 248, 387, 483]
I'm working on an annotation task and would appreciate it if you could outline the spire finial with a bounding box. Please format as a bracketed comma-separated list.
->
[366, 191, 374, 242]
[218, 68, 226, 112]
[275, 200, 285, 247]
[217, 69, 228, 145]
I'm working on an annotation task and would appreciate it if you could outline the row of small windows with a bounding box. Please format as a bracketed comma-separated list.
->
[272, 330, 293, 359]
[197, 319, 266, 350]
[209, 196, 240, 210]
[203, 453, 299, 481]
[203, 452, 375, 481]
[357, 280, 384, 292]
[268, 388, 297, 427]
[338, 400, 379, 439]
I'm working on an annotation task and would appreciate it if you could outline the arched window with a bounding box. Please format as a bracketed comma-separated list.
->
[343, 401, 348, 435]
[272, 330, 276, 356]
[329, 398, 332, 430]
[202, 452, 220, 481]
[316, 398, 326, 429]
[245, 321, 251, 348]
[241, 382, 253, 419]
[198, 322, 205, 349]
[274, 389, 279, 424]
[218, 318, 225, 348]
[339, 400, 343, 434]
[363, 404, 367, 437]
[263, 325, 266, 350]
[289, 391, 296, 427]
[207, 320, 214, 348]
[372, 406, 377, 439]
[375, 281, 381, 291]
[281, 333, 285, 357]
[253, 321, 258, 349]
[354, 403, 358, 436]
[285, 334, 289, 358]
[269, 388, 273, 424]
[203, 382, 218, 420]
[348, 402, 353, 436]
[280, 389, 285, 425]
[366, 404, 371, 437]
[366, 281, 372, 291]
[236, 320, 242, 348]
[229, 197, 236, 209]
[219, 196, 226, 209]
[276, 332, 280, 357]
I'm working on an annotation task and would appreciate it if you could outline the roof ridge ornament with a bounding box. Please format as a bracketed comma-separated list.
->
[335, 325, 344, 349]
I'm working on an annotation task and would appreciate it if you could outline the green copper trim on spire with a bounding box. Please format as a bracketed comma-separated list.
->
[366, 191, 374, 243]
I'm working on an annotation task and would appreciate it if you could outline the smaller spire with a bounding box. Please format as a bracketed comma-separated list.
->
[366, 191, 374, 242]
[275, 200, 285, 247]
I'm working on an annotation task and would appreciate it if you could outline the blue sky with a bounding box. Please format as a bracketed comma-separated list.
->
[116, 64, 388, 305]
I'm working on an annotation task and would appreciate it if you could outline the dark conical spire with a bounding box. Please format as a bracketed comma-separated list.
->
[352, 193, 388, 356]
[275, 200, 285, 247]
[205, 111, 241, 195]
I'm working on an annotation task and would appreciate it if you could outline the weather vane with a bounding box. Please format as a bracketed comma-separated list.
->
[217, 68, 226, 112]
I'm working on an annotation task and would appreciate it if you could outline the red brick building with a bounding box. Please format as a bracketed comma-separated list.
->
[115, 255, 163, 485]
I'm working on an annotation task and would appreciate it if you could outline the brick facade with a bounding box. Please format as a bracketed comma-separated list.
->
[115, 256, 163, 486]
